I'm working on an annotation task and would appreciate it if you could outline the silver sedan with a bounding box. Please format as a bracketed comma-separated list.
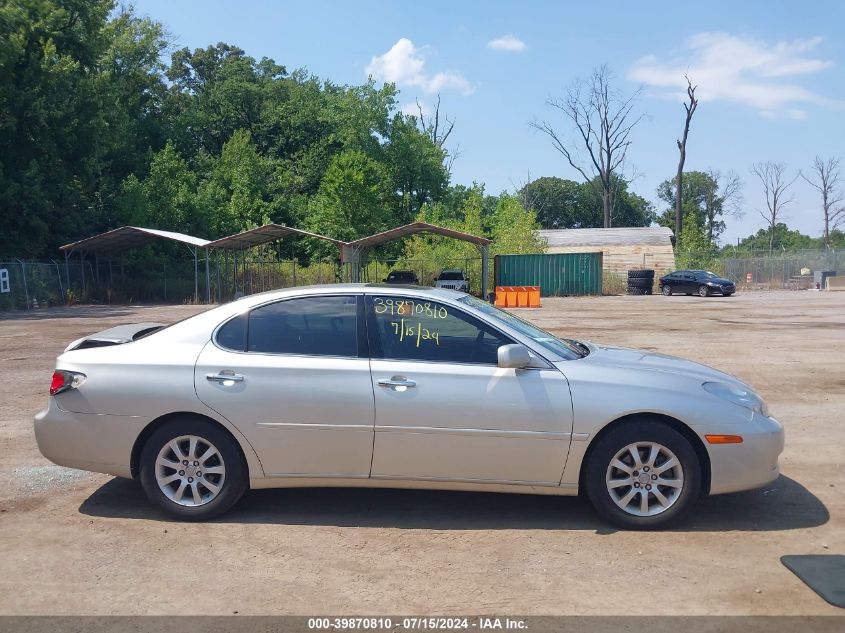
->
[35, 284, 784, 528]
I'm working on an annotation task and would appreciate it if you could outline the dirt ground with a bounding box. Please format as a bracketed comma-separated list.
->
[0, 291, 843, 615]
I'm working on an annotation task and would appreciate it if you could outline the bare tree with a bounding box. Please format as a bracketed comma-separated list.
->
[531, 65, 643, 228]
[801, 156, 845, 247]
[703, 169, 743, 243]
[417, 94, 455, 147]
[752, 162, 799, 251]
[674, 75, 699, 244]
[416, 95, 461, 174]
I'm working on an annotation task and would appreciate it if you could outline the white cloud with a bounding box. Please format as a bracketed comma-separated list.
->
[487, 34, 526, 52]
[400, 100, 430, 117]
[628, 33, 841, 117]
[366, 38, 474, 95]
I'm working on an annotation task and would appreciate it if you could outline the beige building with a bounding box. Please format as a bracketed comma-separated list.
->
[539, 226, 676, 276]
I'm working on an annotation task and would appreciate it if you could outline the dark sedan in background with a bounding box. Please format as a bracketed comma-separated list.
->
[660, 270, 736, 297]
[383, 270, 419, 285]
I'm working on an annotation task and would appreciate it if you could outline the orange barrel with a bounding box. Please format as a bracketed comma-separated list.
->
[506, 286, 518, 307]
[528, 286, 541, 308]
[494, 286, 507, 307]
[517, 286, 529, 307]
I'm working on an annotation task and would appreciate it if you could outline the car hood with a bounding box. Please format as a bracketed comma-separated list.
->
[704, 277, 734, 285]
[577, 343, 750, 388]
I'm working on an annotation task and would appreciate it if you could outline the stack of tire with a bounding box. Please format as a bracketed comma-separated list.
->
[627, 269, 654, 295]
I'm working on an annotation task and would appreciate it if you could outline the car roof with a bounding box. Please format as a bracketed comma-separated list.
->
[232, 283, 466, 306]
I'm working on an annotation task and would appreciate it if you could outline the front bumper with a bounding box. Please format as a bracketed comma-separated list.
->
[34, 398, 144, 478]
[704, 412, 784, 495]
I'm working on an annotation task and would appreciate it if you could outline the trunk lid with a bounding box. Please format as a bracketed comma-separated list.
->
[64, 322, 166, 352]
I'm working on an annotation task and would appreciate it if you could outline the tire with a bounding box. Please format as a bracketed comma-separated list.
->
[628, 269, 655, 280]
[698, 285, 709, 297]
[627, 285, 649, 295]
[661, 284, 672, 296]
[584, 421, 701, 529]
[139, 418, 248, 521]
[723, 291, 734, 297]
[627, 277, 653, 288]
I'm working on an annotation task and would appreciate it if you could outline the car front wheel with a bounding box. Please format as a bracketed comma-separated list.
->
[698, 285, 709, 297]
[661, 285, 671, 296]
[139, 419, 247, 520]
[584, 421, 701, 529]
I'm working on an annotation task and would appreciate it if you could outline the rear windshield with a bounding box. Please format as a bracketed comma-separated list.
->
[389, 272, 416, 281]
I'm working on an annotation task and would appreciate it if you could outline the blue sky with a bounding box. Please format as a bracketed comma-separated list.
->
[133, 0, 845, 244]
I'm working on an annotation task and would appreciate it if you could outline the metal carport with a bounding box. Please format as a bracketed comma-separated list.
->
[206, 224, 344, 298]
[59, 226, 211, 303]
[340, 222, 492, 299]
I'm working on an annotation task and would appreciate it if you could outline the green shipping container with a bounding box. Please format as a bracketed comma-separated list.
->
[494, 252, 603, 296]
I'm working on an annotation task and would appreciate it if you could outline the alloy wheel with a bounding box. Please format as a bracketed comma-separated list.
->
[155, 435, 226, 507]
[605, 441, 684, 517]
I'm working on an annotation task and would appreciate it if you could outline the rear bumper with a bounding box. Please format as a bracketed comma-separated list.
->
[705, 412, 784, 494]
[34, 398, 144, 478]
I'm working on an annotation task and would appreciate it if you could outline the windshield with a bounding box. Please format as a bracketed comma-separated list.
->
[701, 271, 719, 279]
[438, 271, 464, 280]
[459, 295, 586, 360]
[389, 272, 415, 281]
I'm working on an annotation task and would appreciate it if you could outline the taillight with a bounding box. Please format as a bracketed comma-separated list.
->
[50, 370, 85, 396]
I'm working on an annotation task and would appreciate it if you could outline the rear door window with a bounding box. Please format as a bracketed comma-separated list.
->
[247, 295, 359, 357]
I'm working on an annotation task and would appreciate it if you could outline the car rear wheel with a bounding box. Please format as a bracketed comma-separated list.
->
[584, 421, 701, 529]
[661, 285, 672, 296]
[139, 419, 247, 520]
[698, 285, 709, 297]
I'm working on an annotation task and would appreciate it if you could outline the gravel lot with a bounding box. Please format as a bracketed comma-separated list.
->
[0, 291, 843, 615]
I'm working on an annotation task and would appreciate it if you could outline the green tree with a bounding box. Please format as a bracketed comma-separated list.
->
[733, 224, 817, 252]
[0, 0, 168, 256]
[306, 150, 392, 246]
[134, 141, 200, 232]
[581, 176, 655, 227]
[384, 113, 448, 223]
[489, 194, 545, 255]
[165, 43, 286, 156]
[675, 211, 716, 270]
[521, 175, 653, 229]
[519, 177, 586, 228]
[657, 170, 742, 245]
[197, 130, 271, 236]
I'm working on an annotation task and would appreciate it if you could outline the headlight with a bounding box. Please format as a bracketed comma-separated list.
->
[702, 381, 769, 416]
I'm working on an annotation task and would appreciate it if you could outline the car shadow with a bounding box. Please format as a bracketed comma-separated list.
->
[79, 474, 828, 532]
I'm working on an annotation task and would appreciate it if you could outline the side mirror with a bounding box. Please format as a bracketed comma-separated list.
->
[498, 344, 531, 369]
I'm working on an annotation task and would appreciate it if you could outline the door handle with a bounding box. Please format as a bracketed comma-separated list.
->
[377, 377, 417, 389]
[206, 372, 244, 384]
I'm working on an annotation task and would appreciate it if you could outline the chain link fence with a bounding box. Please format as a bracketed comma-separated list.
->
[0, 260, 71, 310]
[0, 255, 348, 310]
[676, 248, 841, 289]
[3, 248, 840, 310]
